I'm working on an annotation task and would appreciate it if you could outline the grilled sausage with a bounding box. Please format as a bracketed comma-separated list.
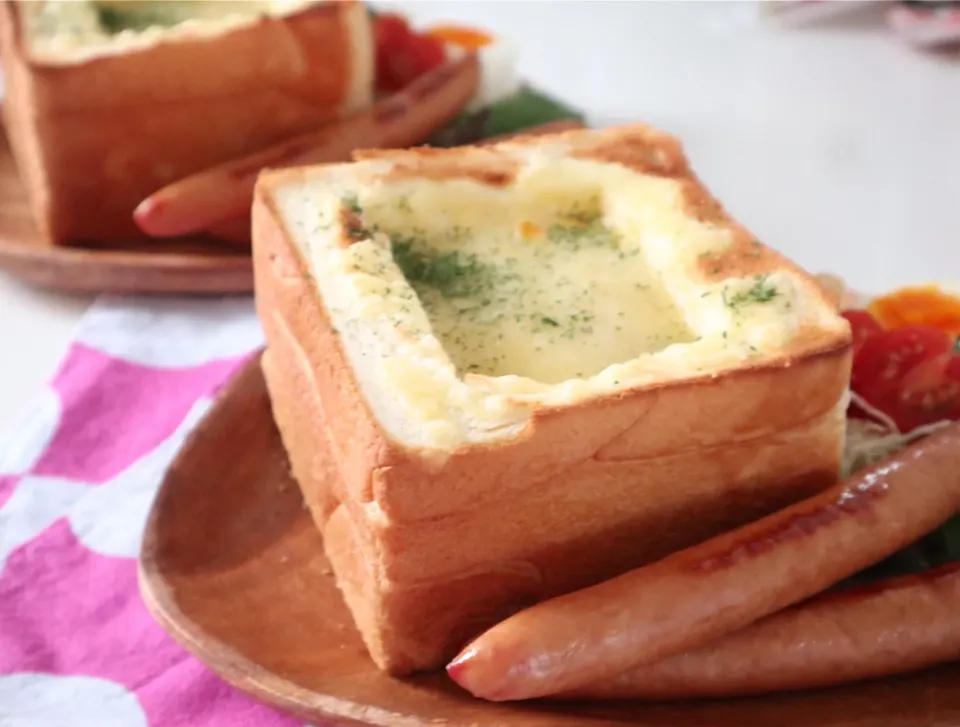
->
[446, 423, 960, 701]
[134, 54, 480, 240]
[207, 216, 251, 246]
[204, 120, 587, 246]
[562, 562, 960, 699]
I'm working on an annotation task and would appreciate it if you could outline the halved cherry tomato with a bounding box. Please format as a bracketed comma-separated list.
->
[374, 13, 448, 92]
[841, 309, 883, 358]
[375, 14, 416, 92]
[851, 325, 953, 411]
[887, 352, 960, 432]
[402, 32, 447, 81]
[375, 14, 415, 58]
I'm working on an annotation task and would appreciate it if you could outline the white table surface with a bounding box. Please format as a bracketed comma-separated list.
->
[0, 0, 958, 430]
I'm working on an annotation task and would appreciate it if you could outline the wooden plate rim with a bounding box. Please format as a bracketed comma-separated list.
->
[139, 353, 379, 726]
[0, 126, 253, 295]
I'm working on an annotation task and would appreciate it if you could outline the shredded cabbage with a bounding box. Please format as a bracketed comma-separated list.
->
[842, 390, 953, 476]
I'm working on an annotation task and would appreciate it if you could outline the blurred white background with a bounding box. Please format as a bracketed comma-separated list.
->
[1, 0, 959, 427]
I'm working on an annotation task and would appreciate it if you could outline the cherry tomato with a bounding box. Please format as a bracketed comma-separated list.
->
[841, 309, 883, 358]
[851, 325, 953, 411]
[374, 14, 416, 92]
[374, 13, 447, 92]
[375, 13, 415, 55]
[404, 33, 447, 80]
[887, 352, 960, 431]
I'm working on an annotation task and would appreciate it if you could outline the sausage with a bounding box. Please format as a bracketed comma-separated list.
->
[133, 54, 481, 240]
[198, 120, 586, 247]
[445, 422, 960, 701]
[560, 561, 960, 700]
[198, 121, 584, 248]
[202, 121, 587, 248]
[207, 216, 251, 246]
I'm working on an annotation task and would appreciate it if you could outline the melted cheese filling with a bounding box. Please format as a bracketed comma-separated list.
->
[360, 194, 694, 383]
[276, 156, 845, 451]
[23, 0, 312, 60]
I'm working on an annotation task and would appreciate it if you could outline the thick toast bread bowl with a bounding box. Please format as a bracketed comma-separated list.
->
[0, 0, 373, 243]
[252, 124, 852, 674]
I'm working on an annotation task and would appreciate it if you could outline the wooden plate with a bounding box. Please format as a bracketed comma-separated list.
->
[139, 351, 960, 727]
[0, 130, 252, 294]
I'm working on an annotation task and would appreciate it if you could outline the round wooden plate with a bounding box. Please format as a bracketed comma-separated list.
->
[0, 130, 252, 295]
[139, 351, 960, 727]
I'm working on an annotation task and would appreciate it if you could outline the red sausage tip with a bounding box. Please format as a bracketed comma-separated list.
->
[446, 644, 477, 686]
[132, 196, 165, 235]
[446, 644, 525, 702]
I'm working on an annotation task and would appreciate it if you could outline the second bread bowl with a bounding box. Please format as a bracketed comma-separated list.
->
[0, 0, 374, 243]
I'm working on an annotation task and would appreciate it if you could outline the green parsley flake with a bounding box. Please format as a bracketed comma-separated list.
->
[390, 236, 493, 300]
[724, 274, 779, 309]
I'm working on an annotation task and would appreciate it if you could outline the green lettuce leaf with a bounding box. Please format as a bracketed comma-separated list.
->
[482, 85, 586, 137]
[429, 85, 585, 148]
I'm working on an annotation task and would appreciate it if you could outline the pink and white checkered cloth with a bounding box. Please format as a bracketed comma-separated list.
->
[0, 295, 310, 726]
